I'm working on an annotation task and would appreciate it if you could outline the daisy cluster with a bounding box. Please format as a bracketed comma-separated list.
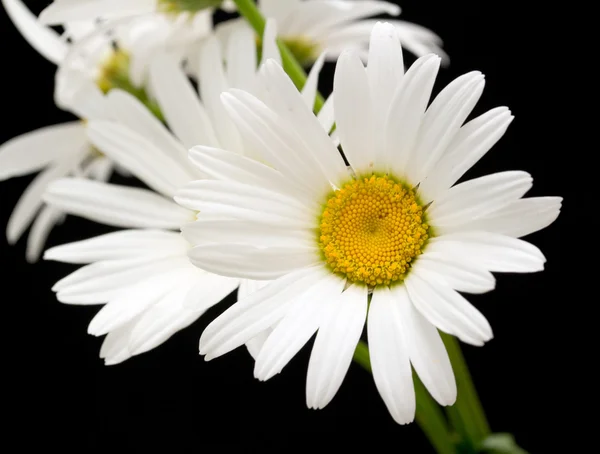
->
[1, 0, 560, 426]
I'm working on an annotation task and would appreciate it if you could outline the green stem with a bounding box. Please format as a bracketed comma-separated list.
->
[354, 341, 456, 454]
[231, 0, 325, 111]
[441, 333, 491, 447]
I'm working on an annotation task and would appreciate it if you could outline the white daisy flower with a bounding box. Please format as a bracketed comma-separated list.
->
[0, 0, 200, 260]
[216, 0, 448, 65]
[178, 23, 562, 424]
[0, 0, 116, 261]
[42, 22, 324, 364]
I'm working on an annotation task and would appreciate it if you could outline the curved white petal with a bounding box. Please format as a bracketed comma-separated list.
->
[0, 122, 86, 180]
[176, 180, 316, 227]
[56, 257, 192, 305]
[261, 60, 348, 186]
[414, 254, 496, 294]
[2, 0, 69, 64]
[334, 50, 373, 174]
[200, 266, 329, 359]
[187, 146, 315, 202]
[44, 178, 194, 229]
[25, 206, 65, 263]
[409, 72, 486, 183]
[367, 22, 403, 165]
[104, 90, 191, 171]
[368, 286, 415, 425]
[226, 25, 258, 92]
[306, 284, 368, 409]
[182, 220, 314, 249]
[456, 197, 563, 239]
[302, 51, 326, 110]
[386, 54, 441, 179]
[39, 0, 155, 24]
[260, 19, 282, 66]
[44, 229, 189, 264]
[392, 285, 456, 406]
[6, 160, 73, 245]
[419, 107, 514, 201]
[428, 231, 546, 273]
[188, 243, 319, 280]
[429, 171, 533, 228]
[254, 273, 345, 381]
[198, 36, 244, 154]
[149, 53, 219, 149]
[88, 267, 196, 336]
[87, 120, 194, 198]
[405, 271, 493, 346]
[220, 90, 329, 195]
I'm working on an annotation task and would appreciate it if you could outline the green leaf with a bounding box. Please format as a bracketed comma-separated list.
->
[479, 433, 529, 454]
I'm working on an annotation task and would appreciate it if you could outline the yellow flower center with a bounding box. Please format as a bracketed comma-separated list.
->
[319, 175, 430, 287]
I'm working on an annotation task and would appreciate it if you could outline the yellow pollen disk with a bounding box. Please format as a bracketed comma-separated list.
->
[318, 175, 430, 287]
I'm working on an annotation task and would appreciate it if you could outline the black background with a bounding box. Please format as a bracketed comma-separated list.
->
[1, 1, 571, 451]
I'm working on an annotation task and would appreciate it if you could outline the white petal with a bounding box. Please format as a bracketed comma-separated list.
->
[188, 243, 319, 280]
[182, 220, 313, 249]
[334, 50, 373, 175]
[25, 206, 64, 263]
[368, 286, 415, 425]
[176, 180, 316, 227]
[44, 229, 189, 264]
[128, 273, 203, 356]
[367, 22, 403, 163]
[0, 122, 86, 180]
[182, 272, 240, 312]
[458, 197, 563, 239]
[104, 90, 191, 172]
[306, 284, 368, 409]
[187, 145, 315, 202]
[149, 53, 219, 149]
[428, 231, 546, 273]
[44, 178, 194, 229]
[419, 107, 514, 200]
[409, 72, 486, 183]
[317, 94, 335, 133]
[259, 0, 299, 21]
[200, 266, 328, 358]
[56, 257, 191, 305]
[2, 0, 68, 64]
[88, 267, 196, 336]
[405, 272, 493, 346]
[429, 171, 533, 228]
[6, 160, 73, 245]
[301, 51, 326, 110]
[100, 319, 137, 365]
[254, 273, 345, 381]
[87, 120, 193, 198]
[260, 19, 282, 66]
[261, 60, 348, 185]
[392, 285, 456, 406]
[297, 1, 400, 39]
[39, 0, 155, 24]
[414, 253, 496, 294]
[245, 330, 271, 360]
[198, 36, 244, 154]
[386, 54, 441, 179]
[226, 25, 257, 92]
[220, 90, 329, 195]
[83, 157, 113, 182]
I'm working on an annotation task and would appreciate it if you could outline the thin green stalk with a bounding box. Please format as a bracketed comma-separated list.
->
[354, 341, 455, 454]
[441, 333, 491, 445]
[232, 0, 325, 111]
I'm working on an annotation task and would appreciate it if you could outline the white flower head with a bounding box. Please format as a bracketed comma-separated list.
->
[179, 22, 562, 424]
[41, 20, 323, 364]
[0, 0, 209, 260]
[217, 0, 448, 65]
